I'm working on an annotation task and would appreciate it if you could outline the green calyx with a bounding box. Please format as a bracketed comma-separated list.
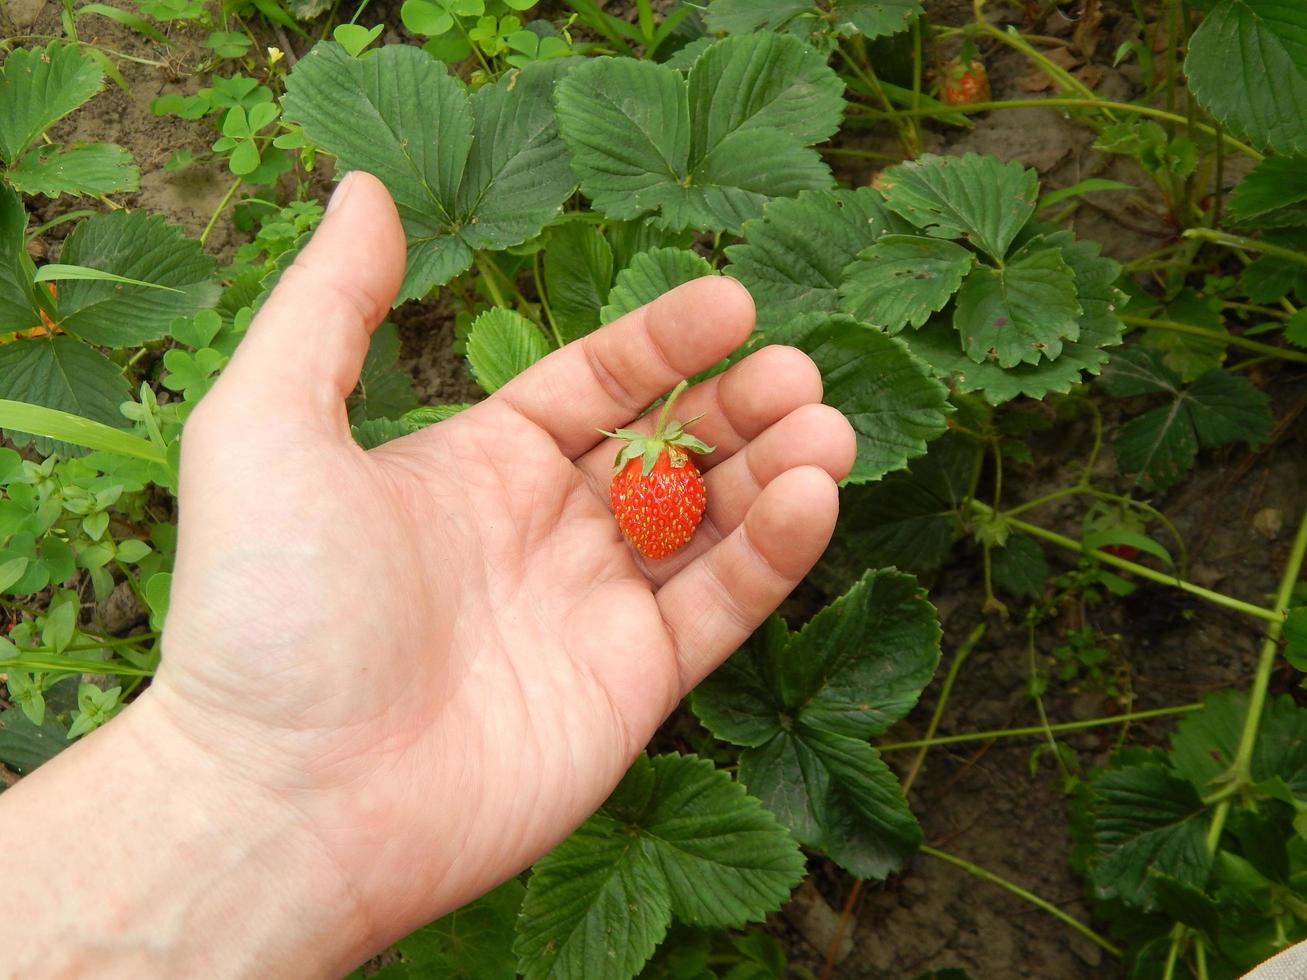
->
[600, 379, 715, 476]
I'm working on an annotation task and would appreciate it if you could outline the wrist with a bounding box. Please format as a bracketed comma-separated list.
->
[0, 687, 374, 978]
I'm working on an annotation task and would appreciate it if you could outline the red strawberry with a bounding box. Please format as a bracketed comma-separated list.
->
[602, 380, 713, 561]
[1100, 543, 1140, 561]
[939, 58, 990, 107]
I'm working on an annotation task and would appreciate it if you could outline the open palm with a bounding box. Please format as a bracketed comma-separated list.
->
[145, 173, 854, 955]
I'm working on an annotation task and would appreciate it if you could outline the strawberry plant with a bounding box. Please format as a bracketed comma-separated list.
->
[4, 0, 1307, 975]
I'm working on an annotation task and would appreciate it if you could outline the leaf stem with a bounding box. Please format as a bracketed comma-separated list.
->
[921, 845, 1124, 956]
[878, 703, 1206, 752]
[1183, 228, 1307, 268]
[654, 380, 688, 435]
[1208, 503, 1307, 854]
[532, 251, 565, 350]
[200, 177, 242, 248]
[1121, 314, 1307, 365]
[902, 623, 987, 795]
[968, 501, 1281, 623]
[473, 252, 510, 309]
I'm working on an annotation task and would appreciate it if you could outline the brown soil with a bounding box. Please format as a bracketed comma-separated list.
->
[6, 1, 1304, 977]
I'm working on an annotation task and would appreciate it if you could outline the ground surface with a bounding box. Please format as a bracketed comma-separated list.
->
[5, 0, 1305, 976]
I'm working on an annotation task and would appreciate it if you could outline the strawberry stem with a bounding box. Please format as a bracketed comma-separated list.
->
[654, 379, 689, 437]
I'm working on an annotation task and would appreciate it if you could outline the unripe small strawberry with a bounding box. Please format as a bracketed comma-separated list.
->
[601, 381, 713, 561]
[939, 58, 990, 107]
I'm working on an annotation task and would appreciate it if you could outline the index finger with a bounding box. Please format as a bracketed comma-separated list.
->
[492, 276, 756, 459]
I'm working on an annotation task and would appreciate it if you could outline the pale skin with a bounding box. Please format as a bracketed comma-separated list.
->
[0, 173, 856, 978]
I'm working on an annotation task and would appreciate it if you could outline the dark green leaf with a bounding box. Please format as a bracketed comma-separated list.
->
[556, 35, 841, 233]
[1185, 0, 1307, 154]
[838, 235, 973, 332]
[911, 234, 1126, 404]
[347, 322, 418, 424]
[282, 45, 577, 302]
[726, 188, 906, 331]
[705, 0, 812, 35]
[1086, 764, 1210, 908]
[1139, 289, 1228, 381]
[693, 570, 941, 877]
[953, 242, 1081, 367]
[0, 185, 41, 332]
[544, 223, 613, 343]
[1226, 156, 1307, 227]
[766, 314, 950, 483]
[8, 142, 139, 198]
[0, 42, 103, 165]
[687, 32, 844, 151]
[878, 154, 1039, 261]
[54, 210, 218, 347]
[600, 248, 714, 324]
[1107, 350, 1271, 490]
[0, 338, 132, 456]
[814, 430, 976, 591]
[515, 753, 804, 980]
[991, 532, 1048, 599]
[1286, 607, 1307, 671]
[1150, 872, 1220, 936]
[832, 0, 924, 39]
[0, 706, 68, 774]
[373, 880, 523, 979]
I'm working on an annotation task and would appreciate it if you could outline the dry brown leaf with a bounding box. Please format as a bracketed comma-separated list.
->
[1072, 0, 1104, 59]
[1017, 47, 1082, 92]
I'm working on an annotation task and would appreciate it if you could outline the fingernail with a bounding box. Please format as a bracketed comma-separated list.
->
[325, 172, 355, 216]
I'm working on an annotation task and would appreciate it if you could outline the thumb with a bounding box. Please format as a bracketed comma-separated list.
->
[213, 171, 407, 432]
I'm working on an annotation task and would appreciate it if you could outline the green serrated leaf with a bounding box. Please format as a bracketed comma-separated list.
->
[1185, 0, 1307, 155]
[725, 187, 908, 331]
[556, 35, 842, 233]
[543, 223, 613, 343]
[0, 705, 68, 773]
[688, 32, 844, 153]
[705, 0, 812, 36]
[878, 153, 1039, 261]
[1284, 607, 1307, 671]
[953, 243, 1081, 367]
[372, 879, 523, 979]
[764, 314, 950, 483]
[693, 571, 940, 878]
[600, 248, 714, 324]
[0, 185, 41, 332]
[1172, 691, 1307, 801]
[0, 43, 103, 166]
[282, 44, 576, 302]
[8, 142, 139, 198]
[705, 0, 921, 41]
[1085, 763, 1210, 908]
[53, 210, 218, 347]
[1109, 352, 1273, 491]
[910, 233, 1126, 404]
[1226, 156, 1307, 227]
[1139, 289, 1228, 381]
[991, 532, 1048, 599]
[466, 308, 551, 394]
[838, 235, 973, 332]
[832, 0, 924, 39]
[347, 322, 418, 424]
[515, 753, 804, 980]
[0, 338, 132, 456]
[1284, 308, 1307, 347]
[814, 431, 976, 592]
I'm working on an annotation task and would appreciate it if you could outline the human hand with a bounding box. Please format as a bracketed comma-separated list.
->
[7, 171, 855, 974]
